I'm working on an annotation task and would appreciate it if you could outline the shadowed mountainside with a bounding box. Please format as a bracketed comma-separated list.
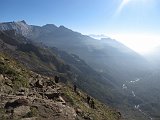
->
[0, 21, 155, 120]
[0, 21, 151, 85]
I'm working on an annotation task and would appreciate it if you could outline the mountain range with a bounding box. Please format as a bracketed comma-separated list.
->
[0, 20, 158, 120]
[0, 20, 151, 83]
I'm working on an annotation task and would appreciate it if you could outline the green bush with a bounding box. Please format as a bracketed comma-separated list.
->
[13, 75, 29, 89]
[5, 68, 17, 75]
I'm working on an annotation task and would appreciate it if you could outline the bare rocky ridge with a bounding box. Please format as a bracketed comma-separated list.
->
[0, 21, 32, 36]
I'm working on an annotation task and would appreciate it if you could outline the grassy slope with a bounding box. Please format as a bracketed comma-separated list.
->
[0, 52, 30, 91]
[62, 84, 121, 120]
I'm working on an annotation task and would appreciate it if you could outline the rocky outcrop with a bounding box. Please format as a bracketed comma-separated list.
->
[0, 74, 78, 120]
[0, 53, 79, 119]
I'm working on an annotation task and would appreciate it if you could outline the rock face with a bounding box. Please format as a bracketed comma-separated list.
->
[0, 21, 32, 36]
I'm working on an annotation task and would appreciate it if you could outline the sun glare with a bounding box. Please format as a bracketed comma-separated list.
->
[110, 33, 160, 54]
[117, 0, 151, 14]
[117, 0, 132, 13]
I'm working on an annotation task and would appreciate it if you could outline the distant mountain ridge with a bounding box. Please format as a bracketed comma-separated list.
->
[0, 21, 154, 120]
[0, 20, 151, 84]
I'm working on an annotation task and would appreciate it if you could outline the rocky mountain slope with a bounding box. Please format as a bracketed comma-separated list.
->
[0, 21, 154, 120]
[0, 52, 122, 120]
[0, 30, 124, 119]
[0, 30, 121, 106]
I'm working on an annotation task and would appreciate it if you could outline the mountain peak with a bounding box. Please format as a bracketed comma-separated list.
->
[41, 24, 58, 33]
[16, 20, 28, 25]
[20, 20, 27, 24]
[58, 25, 73, 32]
[0, 20, 31, 36]
[42, 24, 57, 29]
[59, 25, 67, 29]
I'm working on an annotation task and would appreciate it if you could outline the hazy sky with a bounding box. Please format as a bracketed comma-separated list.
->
[0, 0, 160, 53]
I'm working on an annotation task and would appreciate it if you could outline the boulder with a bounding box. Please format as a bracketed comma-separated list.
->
[16, 92, 25, 96]
[45, 92, 60, 99]
[0, 74, 4, 81]
[75, 108, 82, 115]
[16, 87, 29, 96]
[83, 114, 93, 120]
[35, 80, 43, 88]
[0, 56, 5, 61]
[46, 79, 55, 86]
[13, 105, 30, 117]
[0, 61, 5, 65]
[5, 82, 12, 87]
[5, 98, 28, 109]
[4, 58, 9, 62]
[4, 76, 9, 80]
[46, 86, 54, 92]
[57, 96, 66, 105]
[1, 85, 12, 94]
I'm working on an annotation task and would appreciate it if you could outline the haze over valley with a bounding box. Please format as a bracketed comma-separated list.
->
[0, 0, 160, 120]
